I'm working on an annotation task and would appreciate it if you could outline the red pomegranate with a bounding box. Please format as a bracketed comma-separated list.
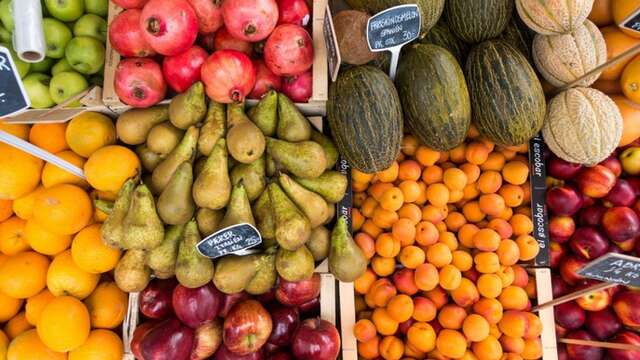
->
[201, 50, 256, 103]
[214, 27, 253, 56]
[277, 0, 310, 26]
[221, 0, 279, 42]
[140, 0, 199, 56]
[187, 0, 224, 34]
[281, 70, 312, 102]
[115, 57, 167, 108]
[162, 46, 208, 93]
[198, 33, 216, 52]
[264, 24, 313, 76]
[109, 9, 156, 57]
[249, 59, 282, 99]
[112, 0, 149, 8]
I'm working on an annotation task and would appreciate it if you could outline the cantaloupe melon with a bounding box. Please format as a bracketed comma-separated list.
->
[516, 0, 594, 35]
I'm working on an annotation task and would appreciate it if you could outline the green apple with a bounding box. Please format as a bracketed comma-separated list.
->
[0, 24, 10, 43]
[620, 147, 640, 175]
[49, 71, 88, 105]
[0, 0, 13, 32]
[30, 57, 55, 73]
[84, 0, 107, 17]
[64, 36, 104, 75]
[43, 18, 72, 59]
[51, 58, 73, 75]
[2, 44, 30, 78]
[73, 14, 107, 43]
[23, 73, 55, 108]
[44, 0, 84, 22]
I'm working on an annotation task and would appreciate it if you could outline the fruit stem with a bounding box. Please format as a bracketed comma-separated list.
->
[146, 17, 164, 36]
[231, 90, 243, 103]
[244, 24, 257, 36]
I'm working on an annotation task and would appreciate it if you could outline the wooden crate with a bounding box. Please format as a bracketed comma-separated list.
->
[103, 0, 329, 116]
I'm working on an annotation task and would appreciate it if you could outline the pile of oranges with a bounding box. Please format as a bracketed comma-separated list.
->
[351, 128, 543, 360]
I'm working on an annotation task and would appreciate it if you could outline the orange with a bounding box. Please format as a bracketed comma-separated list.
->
[24, 219, 72, 256]
[372, 307, 399, 336]
[4, 312, 32, 339]
[37, 296, 91, 352]
[354, 319, 377, 342]
[66, 112, 116, 158]
[0, 251, 49, 298]
[41, 151, 88, 189]
[407, 322, 436, 353]
[7, 329, 66, 360]
[0, 291, 22, 322]
[601, 26, 640, 80]
[502, 161, 528, 185]
[463, 314, 490, 342]
[436, 329, 467, 359]
[379, 335, 403, 360]
[612, 95, 640, 146]
[416, 146, 440, 166]
[0, 143, 44, 200]
[0, 216, 29, 255]
[0, 200, 12, 222]
[47, 250, 100, 299]
[25, 289, 55, 326]
[84, 145, 141, 193]
[29, 123, 68, 154]
[71, 224, 120, 274]
[11, 186, 45, 220]
[84, 281, 127, 329]
[33, 184, 93, 236]
[379, 187, 404, 211]
[0, 122, 29, 140]
[68, 329, 123, 360]
[613, 0, 640, 36]
[376, 162, 399, 183]
[386, 294, 414, 323]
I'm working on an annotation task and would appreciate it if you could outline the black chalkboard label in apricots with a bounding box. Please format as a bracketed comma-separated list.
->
[196, 223, 262, 259]
[620, 6, 640, 35]
[0, 46, 30, 117]
[529, 135, 550, 267]
[577, 253, 640, 288]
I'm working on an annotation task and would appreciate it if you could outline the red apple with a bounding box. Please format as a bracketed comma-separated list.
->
[266, 305, 300, 347]
[560, 255, 588, 286]
[141, 317, 195, 360]
[608, 331, 640, 360]
[549, 216, 576, 243]
[172, 283, 223, 328]
[298, 296, 320, 315]
[576, 289, 611, 312]
[579, 205, 607, 227]
[255, 288, 276, 304]
[576, 165, 617, 198]
[602, 207, 640, 242]
[604, 179, 636, 207]
[275, 273, 321, 307]
[566, 330, 604, 360]
[569, 227, 609, 260]
[109, 9, 156, 57]
[581, 193, 596, 208]
[626, 177, 640, 196]
[191, 320, 223, 360]
[585, 308, 622, 340]
[219, 292, 250, 318]
[187, 0, 224, 34]
[550, 241, 567, 268]
[614, 236, 638, 252]
[140, 278, 177, 320]
[556, 323, 568, 338]
[548, 156, 582, 180]
[546, 186, 583, 216]
[555, 301, 586, 330]
[223, 300, 272, 355]
[558, 345, 569, 360]
[269, 351, 293, 360]
[131, 321, 158, 360]
[552, 275, 571, 298]
[291, 319, 341, 360]
[114, 57, 167, 108]
[162, 46, 208, 93]
[600, 154, 623, 177]
[213, 345, 263, 360]
[613, 290, 640, 328]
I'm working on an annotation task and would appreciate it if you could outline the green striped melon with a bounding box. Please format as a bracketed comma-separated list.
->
[516, 0, 593, 35]
[499, 13, 536, 63]
[364, 0, 445, 37]
[420, 20, 469, 64]
[445, 0, 513, 43]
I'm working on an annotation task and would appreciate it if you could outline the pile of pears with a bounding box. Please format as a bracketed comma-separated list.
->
[103, 82, 367, 293]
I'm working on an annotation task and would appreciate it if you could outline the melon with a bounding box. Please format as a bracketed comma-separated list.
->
[420, 20, 469, 64]
[445, 0, 514, 43]
[333, 10, 378, 65]
[532, 20, 606, 87]
[500, 13, 536, 63]
[543, 87, 623, 165]
[516, 0, 594, 35]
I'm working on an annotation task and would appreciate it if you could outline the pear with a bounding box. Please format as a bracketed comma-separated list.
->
[194, 156, 207, 178]
[248, 90, 277, 136]
[196, 208, 224, 236]
[277, 94, 311, 141]
[266, 153, 277, 177]
[279, 173, 328, 228]
[266, 138, 326, 178]
[268, 183, 311, 250]
[275, 246, 315, 282]
[152, 126, 199, 192]
[213, 255, 258, 294]
[253, 190, 275, 240]
[169, 81, 207, 129]
[306, 226, 330, 261]
[246, 251, 277, 295]
[94, 199, 113, 215]
[176, 220, 214, 288]
[147, 122, 184, 155]
[116, 105, 169, 145]
[226, 103, 266, 164]
[198, 101, 226, 156]
[323, 202, 336, 225]
[157, 162, 195, 225]
[136, 145, 165, 172]
[230, 156, 266, 202]
[101, 179, 135, 248]
[311, 130, 339, 170]
[115, 249, 151, 292]
[329, 216, 367, 282]
[218, 183, 255, 229]
[193, 138, 231, 210]
[147, 224, 185, 276]
[294, 171, 348, 203]
[122, 184, 165, 250]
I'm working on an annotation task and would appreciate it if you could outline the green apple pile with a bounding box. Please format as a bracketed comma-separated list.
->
[0, 0, 107, 109]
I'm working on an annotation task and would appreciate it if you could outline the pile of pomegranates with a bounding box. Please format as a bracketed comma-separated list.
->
[545, 148, 640, 360]
[109, 0, 314, 107]
[132, 275, 341, 360]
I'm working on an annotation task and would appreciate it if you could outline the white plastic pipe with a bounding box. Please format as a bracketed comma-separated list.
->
[12, 0, 46, 63]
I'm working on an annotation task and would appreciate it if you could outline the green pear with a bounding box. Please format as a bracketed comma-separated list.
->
[196, 208, 224, 236]
[329, 216, 367, 282]
[115, 249, 151, 292]
[136, 145, 165, 172]
[169, 81, 207, 129]
[157, 162, 195, 225]
[323, 202, 336, 225]
[266, 138, 327, 178]
[226, 103, 265, 164]
[122, 184, 165, 250]
[277, 94, 311, 141]
[248, 90, 278, 136]
[213, 254, 258, 294]
[246, 251, 277, 295]
[193, 138, 231, 210]
[253, 190, 275, 240]
[152, 126, 199, 192]
[230, 156, 266, 202]
[147, 224, 185, 276]
[306, 226, 330, 262]
[218, 183, 255, 229]
[266, 153, 277, 177]
[275, 246, 315, 282]
[116, 105, 169, 145]
[176, 220, 214, 288]
[101, 178, 135, 248]
[198, 101, 226, 156]
[311, 130, 339, 170]
[147, 122, 184, 155]
[194, 156, 207, 178]
[294, 171, 348, 203]
[268, 183, 311, 250]
[279, 173, 329, 228]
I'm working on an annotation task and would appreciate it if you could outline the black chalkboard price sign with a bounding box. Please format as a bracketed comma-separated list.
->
[620, 7, 640, 35]
[0, 46, 30, 117]
[196, 223, 262, 259]
[529, 134, 550, 267]
[577, 253, 640, 288]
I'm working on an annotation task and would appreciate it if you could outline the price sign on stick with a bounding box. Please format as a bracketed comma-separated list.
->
[324, 4, 341, 82]
[0, 46, 30, 117]
[197, 223, 262, 259]
[528, 135, 550, 267]
[620, 6, 640, 35]
[577, 253, 640, 288]
[367, 4, 421, 80]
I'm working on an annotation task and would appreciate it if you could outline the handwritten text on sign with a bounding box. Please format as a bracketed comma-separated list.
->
[367, 5, 421, 51]
[0, 46, 30, 117]
[529, 135, 550, 267]
[577, 253, 640, 288]
[196, 223, 262, 259]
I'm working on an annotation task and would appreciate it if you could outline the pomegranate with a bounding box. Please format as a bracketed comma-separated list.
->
[112, 0, 149, 8]
[281, 70, 312, 102]
[221, 0, 279, 42]
[187, 0, 224, 34]
[140, 0, 199, 56]
[264, 24, 313, 76]
[198, 33, 216, 53]
[249, 59, 282, 99]
[201, 50, 256, 103]
[277, 0, 310, 26]
[163, 46, 208, 93]
[214, 27, 253, 56]
[109, 9, 156, 57]
[115, 57, 167, 108]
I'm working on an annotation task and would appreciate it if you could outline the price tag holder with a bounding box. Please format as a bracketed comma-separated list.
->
[366, 4, 421, 80]
[0, 46, 30, 117]
[196, 223, 262, 259]
[337, 156, 353, 231]
[323, 4, 341, 82]
[578, 253, 640, 287]
[529, 134, 550, 267]
[620, 6, 640, 35]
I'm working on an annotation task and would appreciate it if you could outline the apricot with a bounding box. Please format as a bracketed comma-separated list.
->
[379, 335, 404, 360]
[446, 211, 467, 232]
[499, 287, 529, 311]
[439, 265, 462, 291]
[462, 314, 490, 342]
[525, 277, 537, 299]
[372, 207, 399, 229]
[352, 168, 375, 183]
[407, 322, 436, 353]
[427, 184, 450, 207]
[355, 233, 376, 260]
[369, 183, 393, 202]
[473, 229, 501, 252]
[415, 221, 439, 246]
[511, 265, 529, 288]
[422, 165, 444, 184]
[521, 338, 542, 360]
[438, 304, 467, 330]
[475, 252, 501, 274]
[371, 256, 395, 277]
[463, 201, 486, 222]
[398, 203, 422, 225]
[509, 214, 533, 236]
[386, 294, 414, 323]
[365, 279, 397, 308]
[399, 246, 425, 269]
[452, 250, 473, 272]
[354, 319, 377, 342]
[377, 162, 399, 183]
[496, 266, 515, 288]
[502, 161, 529, 185]
[499, 184, 525, 207]
[523, 313, 542, 339]
[458, 223, 480, 248]
[498, 311, 528, 338]
[376, 233, 401, 258]
[501, 335, 525, 354]
[461, 163, 481, 183]
[466, 142, 490, 165]
[478, 171, 503, 194]
[426, 243, 452, 268]
[473, 298, 504, 325]
[472, 335, 503, 360]
[463, 182, 481, 200]
[487, 218, 513, 239]
[478, 274, 503, 299]
[414, 263, 439, 292]
[399, 160, 422, 181]
[392, 218, 416, 247]
[361, 220, 382, 239]
[496, 239, 520, 266]
[436, 329, 467, 359]
[372, 308, 399, 336]
[380, 187, 404, 212]
[479, 194, 506, 217]
[443, 168, 468, 191]
[422, 204, 446, 223]
[451, 278, 480, 308]
[515, 235, 540, 261]
[416, 146, 441, 167]
[450, 143, 467, 163]
[425, 287, 449, 309]
[393, 268, 419, 296]
[412, 296, 437, 322]
[354, 269, 377, 295]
